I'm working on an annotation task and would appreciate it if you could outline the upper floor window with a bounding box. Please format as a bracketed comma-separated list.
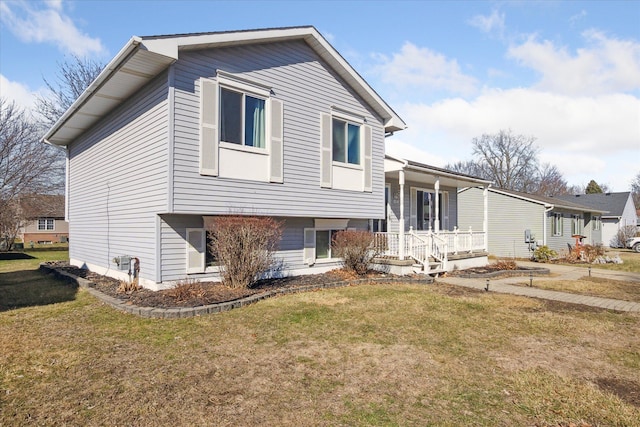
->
[332, 118, 360, 165]
[38, 218, 54, 231]
[199, 75, 283, 183]
[220, 87, 266, 149]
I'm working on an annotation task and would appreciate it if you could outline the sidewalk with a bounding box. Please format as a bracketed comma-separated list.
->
[438, 262, 640, 313]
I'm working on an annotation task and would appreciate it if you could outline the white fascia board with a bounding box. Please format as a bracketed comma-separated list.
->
[489, 188, 551, 208]
[42, 37, 144, 145]
[384, 156, 406, 173]
[150, 27, 406, 134]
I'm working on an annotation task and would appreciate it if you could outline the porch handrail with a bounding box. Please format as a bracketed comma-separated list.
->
[414, 227, 486, 254]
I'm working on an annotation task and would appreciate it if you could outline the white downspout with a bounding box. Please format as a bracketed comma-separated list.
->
[398, 166, 406, 260]
[434, 176, 440, 233]
[483, 185, 489, 251]
[543, 205, 554, 246]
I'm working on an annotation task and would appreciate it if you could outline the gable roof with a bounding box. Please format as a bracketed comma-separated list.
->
[42, 26, 406, 147]
[485, 188, 608, 213]
[553, 192, 631, 218]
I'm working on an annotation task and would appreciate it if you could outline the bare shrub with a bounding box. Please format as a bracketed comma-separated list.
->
[166, 278, 205, 301]
[117, 279, 140, 294]
[207, 216, 283, 289]
[493, 259, 517, 270]
[558, 244, 605, 264]
[332, 230, 379, 275]
[611, 225, 637, 248]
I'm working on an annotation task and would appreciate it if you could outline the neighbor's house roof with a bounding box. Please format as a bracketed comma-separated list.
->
[553, 192, 631, 218]
[20, 195, 65, 219]
[483, 188, 608, 214]
[384, 154, 492, 188]
[42, 26, 406, 147]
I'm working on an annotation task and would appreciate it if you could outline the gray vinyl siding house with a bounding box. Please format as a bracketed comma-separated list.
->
[458, 187, 605, 259]
[555, 192, 637, 247]
[42, 27, 406, 290]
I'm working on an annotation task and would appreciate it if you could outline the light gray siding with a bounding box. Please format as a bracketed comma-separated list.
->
[170, 40, 385, 219]
[68, 74, 169, 283]
[459, 188, 544, 258]
[159, 214, 369, 283]
[459, 188, 603, 258]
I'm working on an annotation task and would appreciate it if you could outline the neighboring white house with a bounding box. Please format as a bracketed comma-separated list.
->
[554, 192, 637, 247]
[458, 187, 606, 259]
[41, 27, 407, 290]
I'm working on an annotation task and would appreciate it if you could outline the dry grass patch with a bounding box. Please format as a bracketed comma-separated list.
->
[555, 249, 640, 273]
[509, 276, 640, 302]
[1, 253, 639, 426]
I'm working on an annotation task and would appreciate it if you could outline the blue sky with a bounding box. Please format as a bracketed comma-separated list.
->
[1, 0, 639, 191]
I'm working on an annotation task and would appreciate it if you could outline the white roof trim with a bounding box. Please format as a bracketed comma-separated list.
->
[43, 26, 405, 146]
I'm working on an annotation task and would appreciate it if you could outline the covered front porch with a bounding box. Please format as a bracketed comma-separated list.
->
[374, 154, 492, 274]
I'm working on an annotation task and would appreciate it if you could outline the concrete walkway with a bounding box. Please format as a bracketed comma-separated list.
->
[438, 262, 640, 313]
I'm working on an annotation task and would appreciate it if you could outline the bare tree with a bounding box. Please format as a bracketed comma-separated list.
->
[471, 130, 539, 192]
[630, 171, 640, 209]
[445, 160, 489, 180]
[0, 99, 63, 249]
[532, 163, 569, 197]
[34, 55, 104, 127]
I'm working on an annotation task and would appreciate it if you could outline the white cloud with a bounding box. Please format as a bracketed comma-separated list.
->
[508, 31, 640, 96]
[371, 42, 477, 96]
[390, 88, 640, 190]
[0, 0, 105, 57]
[468, 10, 505, 35]
[569, 10, 587, 27]
[0, 74, 39, 111]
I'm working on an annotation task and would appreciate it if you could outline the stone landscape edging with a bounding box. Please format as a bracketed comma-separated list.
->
[40, 263, 434, 319]
[452, 266, 550, 279]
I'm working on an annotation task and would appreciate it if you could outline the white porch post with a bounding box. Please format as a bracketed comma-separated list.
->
[398, 170, 405, 260]
[434, 176, 440, 233]
[483, 185, 489, 251]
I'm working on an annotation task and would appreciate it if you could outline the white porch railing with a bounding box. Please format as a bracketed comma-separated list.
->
[415, 227, 486, 254]
[374, 226, 486, 270]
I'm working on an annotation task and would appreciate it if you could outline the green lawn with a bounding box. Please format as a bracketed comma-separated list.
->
[1, 250, 639, 426]
[0, 250, 70, 311]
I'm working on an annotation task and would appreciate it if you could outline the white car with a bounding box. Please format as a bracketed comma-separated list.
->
[626, 237, 640, 253]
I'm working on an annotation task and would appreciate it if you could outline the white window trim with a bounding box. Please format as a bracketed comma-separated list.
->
[219, 141, 270, 156]
[552, 213, 563, 236]
[38, 218, 55, 231]
[571, 214, 583, 235]
[331, 111, 364, 167]
[410, 187, 449, 230]
[218, 84, 270, 151]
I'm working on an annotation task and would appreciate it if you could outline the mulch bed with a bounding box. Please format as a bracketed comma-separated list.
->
[446, 264, 549, 279]
[45, 262, 417, 309]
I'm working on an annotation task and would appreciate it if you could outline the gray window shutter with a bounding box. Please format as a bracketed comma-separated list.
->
[186, 228, 205, 273]
[303, 228, 316, 265]
[269, 98, 284, 183]
[363, 125, 372, 192]
[320, 113, 332, 188]
[200, 78, 219, 176]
